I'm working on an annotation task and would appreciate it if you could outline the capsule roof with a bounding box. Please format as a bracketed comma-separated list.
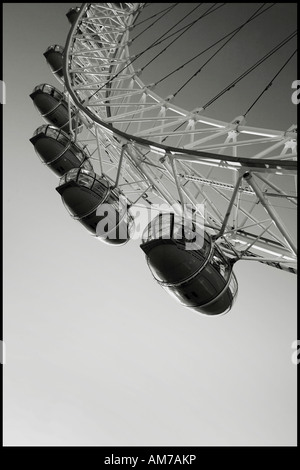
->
[66, 7, 80, 24]
[30, 83, 63, 101]
[44, 45, 64, 55]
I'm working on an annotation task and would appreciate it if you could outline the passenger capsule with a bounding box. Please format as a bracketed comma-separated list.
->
[44, 45, 64, 82]
[66, 7, 80, 25]
[29, 84, 82, 133]
[56, 168, 134, 245]
[140, 213, 238, 315]
[30, 125, 93, 177]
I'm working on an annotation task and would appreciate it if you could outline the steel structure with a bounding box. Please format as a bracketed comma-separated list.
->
[30, 3, 297, 314]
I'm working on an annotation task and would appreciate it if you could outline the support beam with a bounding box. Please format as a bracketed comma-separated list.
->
[243, 172, 297, 256]
[217, 172, 244, 238]
[114, 144, 127, 188]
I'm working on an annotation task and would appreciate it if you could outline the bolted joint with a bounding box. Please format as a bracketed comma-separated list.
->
[165, 94, 174, 102]
[231, 115, 246, 129]
[243, 171, 251, 181]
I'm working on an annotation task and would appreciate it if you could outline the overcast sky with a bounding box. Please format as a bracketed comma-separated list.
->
[3, 3, 297, 446]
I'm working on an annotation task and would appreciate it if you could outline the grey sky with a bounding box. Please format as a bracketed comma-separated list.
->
[3, 3, 297, 446]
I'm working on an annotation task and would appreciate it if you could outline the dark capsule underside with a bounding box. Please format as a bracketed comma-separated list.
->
[141, 236, 237, 316]
[56, 178, 132, 245]
[30, 127, 92, 176]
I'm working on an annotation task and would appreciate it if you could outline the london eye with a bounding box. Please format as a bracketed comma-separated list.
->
[29, 3, 297, 316]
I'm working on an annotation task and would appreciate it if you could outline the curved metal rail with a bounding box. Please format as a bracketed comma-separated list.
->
[61, 3, 297, 273]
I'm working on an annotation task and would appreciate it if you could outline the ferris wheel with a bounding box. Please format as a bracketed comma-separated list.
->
[30, 3, 297, 316]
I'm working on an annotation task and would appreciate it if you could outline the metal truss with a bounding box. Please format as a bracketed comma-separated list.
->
[57, 3, 297, 273]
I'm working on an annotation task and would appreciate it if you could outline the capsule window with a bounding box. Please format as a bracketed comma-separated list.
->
[66, 168, 80, 182]
[78, 173, 93, 189]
